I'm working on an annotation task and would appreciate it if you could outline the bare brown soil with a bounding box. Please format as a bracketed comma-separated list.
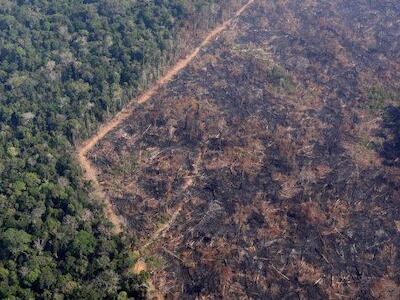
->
[87, 0, 400, 298]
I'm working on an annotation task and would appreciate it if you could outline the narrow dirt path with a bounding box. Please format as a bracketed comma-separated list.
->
[77, 0, 255, 233]
[141, 149, 203, 250]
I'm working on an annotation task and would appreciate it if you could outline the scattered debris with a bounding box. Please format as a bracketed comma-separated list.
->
[88, 0, 400, 298]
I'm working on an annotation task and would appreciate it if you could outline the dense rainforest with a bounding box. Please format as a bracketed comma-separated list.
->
[0, 0, 242, 298]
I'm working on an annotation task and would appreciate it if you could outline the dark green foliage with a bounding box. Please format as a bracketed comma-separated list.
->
[365, 85, 398, 110]
[367, 86, 397, 102]
[267, 66, 295, 92]
[0, 0, 232, 298]
[381, 105, 400, 165]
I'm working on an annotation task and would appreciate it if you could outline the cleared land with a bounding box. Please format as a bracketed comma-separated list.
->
[87, 0, 400, 298]
[77, 0, 254, 233]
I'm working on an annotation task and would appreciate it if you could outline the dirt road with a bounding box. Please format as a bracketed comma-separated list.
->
[76, 0, 255, 233]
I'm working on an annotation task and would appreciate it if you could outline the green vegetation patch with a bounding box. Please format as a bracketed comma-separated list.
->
[0, 0, 235, 298]
[267, 66, 296, 92]
[364, 85, 400, 110]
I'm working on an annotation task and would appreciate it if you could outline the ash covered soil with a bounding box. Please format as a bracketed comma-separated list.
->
[88, 0, 400, 298]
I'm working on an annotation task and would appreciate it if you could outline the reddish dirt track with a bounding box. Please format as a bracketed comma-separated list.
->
[76, 0, 255, 233]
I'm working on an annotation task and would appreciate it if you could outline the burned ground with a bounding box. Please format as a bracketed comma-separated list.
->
[88, 0, 400, 298]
